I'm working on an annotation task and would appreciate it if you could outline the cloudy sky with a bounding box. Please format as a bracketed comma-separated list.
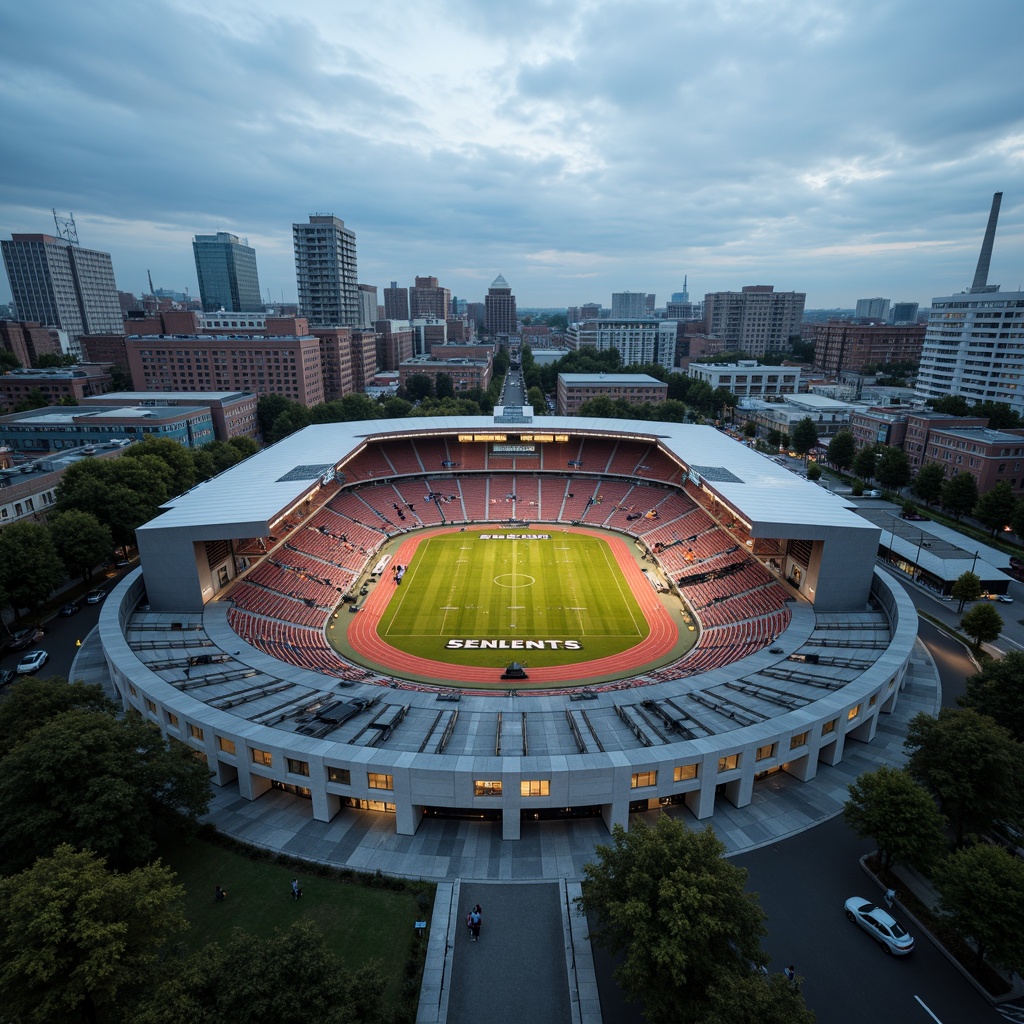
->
[2, 0, 1022, 311]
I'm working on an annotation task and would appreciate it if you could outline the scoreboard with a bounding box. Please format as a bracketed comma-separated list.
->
[457, 432, 570, 457]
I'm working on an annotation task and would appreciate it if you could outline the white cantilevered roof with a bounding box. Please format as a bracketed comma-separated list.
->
[136, 416, 875, 537]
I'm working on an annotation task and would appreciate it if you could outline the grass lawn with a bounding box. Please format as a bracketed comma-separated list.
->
[158, 829, 430, 1007]
[377, 530, 650, 667]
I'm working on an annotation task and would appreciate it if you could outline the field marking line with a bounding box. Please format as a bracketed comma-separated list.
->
[600, 540, 646, 638]
[379, 538, 422, 637]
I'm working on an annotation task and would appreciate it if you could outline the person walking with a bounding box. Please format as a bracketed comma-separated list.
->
[291, 878, 302, 901]
[469, 906, 482, 942]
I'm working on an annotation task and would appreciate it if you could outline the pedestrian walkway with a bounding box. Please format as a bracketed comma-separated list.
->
[71, 630, 940, 1024]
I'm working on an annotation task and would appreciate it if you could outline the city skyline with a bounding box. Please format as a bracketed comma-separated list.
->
[2, 1, 1022, 311]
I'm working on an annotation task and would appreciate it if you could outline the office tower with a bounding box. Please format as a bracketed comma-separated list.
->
[292, 214, 359, 326]
[2, 231, 122, 348]
[890, 302, 920, 324]
[917, 192, 1024, 412]
[357, 283, 378, 327]
[703, 285, 806, 357]
[485, 274, 517, 336]
[580, 302, 601, 320]
[855, 297, 890, 321]
[384, 281, 409, 320]
[671, 276, 690, 304]
[409, 276, 451, 320]
[611, 291, 648, 318]
[191, 232, 262, 312]
[567, 319, 678, 370]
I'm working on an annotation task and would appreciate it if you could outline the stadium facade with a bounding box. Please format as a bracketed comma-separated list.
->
[99, 413, 917, 840]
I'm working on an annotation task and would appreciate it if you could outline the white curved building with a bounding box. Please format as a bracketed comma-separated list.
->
[99, 415, 917, 840]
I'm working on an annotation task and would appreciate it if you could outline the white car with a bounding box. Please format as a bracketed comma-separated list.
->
[16, 649, 49, 675]
[998, 594, 1015, 604]
[844, 897, 914, 955]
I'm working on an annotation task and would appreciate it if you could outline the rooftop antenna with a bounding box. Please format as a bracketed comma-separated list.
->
[52, 209, 79, 246]
[970, 191, 1003, 294]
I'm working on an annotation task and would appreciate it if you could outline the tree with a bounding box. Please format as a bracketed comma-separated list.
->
[912, 464, 946, 506]
[960, 602, 1003, 650]
[790, 417, 818, 460]
[434, 373, 455, 400]
[48, 510, 113, 582]
[227, 435, 259, 459]
[256, 394, 300, 437]
[826, 430, 855, 473]
[941, 472, 979, 522]
[960, 652, 1024, 744]
[404, 374, 433, 403]
[13, 387, 50, 412]
[905, 708, 1024, 847]
[843, 766, 945, 878]
[853, 443, 881, 481]
[931, 394, 971, 416]
[701, 971, 816, 1024]
[742, 420, 757, 438]
[950, 570, 982, 613]
[576, 815, 769, 1024]
[0, 844, 187, 1024]
[527, 385, 546, 415]
[934, 843, 1024, 977]
[806, 463, 822, 482]
[1011, 499, 1024, 541]
[35, 352, 78, 368]
[875, 446, 911, 491]
[0, 706, 212, 873]
[974, 481, 1016, 535]
[127, 921, 395, 1024]
[766, 429, 783, 451]
[0, 520, 66, 617]
[0, 677, 114, 757]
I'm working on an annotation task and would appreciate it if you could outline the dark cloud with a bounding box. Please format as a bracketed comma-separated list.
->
[1, 0, 1022, 307]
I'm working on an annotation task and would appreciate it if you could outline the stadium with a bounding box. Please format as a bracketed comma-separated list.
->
[98, 408, 917, 840]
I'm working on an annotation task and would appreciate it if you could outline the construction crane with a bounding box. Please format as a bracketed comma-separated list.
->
[147, 269, 155, 296]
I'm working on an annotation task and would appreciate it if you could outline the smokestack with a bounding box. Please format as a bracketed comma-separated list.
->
[970, 191, 1003, 293]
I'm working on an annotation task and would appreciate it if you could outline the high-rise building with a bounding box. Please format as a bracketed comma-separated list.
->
[917, 193, 1024, 412]
[611, 291, 647, 318]
[409, 276, 451, 320]
[810, 321, 925, 375]
[890, 302, 920, 324]
[191, 232, 262, 312]
[703, 285, 806, 357]
[671, 277, 690, 304]
[292, 215, 359, 326]
[384, 281, 409, 320]
[855, 297, 890, 321]
[567, 319, 678, 370]
[485, 274, 517, 336]
[357, 284, 378, 327]
[2, 232, 122, 352]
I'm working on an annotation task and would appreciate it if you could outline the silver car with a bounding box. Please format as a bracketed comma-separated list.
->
[844, 897, 914, 955]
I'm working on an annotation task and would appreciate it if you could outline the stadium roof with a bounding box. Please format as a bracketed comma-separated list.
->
[138, 416, 875, 539]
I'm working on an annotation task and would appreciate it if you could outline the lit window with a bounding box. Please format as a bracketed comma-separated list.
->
[188, 724, 204, 741]
[167, 713, 179, 729]
[520, 780, 550, 797]
[848, 705, 861, 721]
[673, 764, 698, 782]
[287, 758, 310, 777]
[368, 773, 393, 791]
[128, 684, 137, 698]
[756, 743, 776, 761]
[474, 780, 503, 796]
[718, 754, 740, 773]
[822, 719, 837, 736]
[631, 771, 657, 789]
[790, 732, 809, 750]
[218, 737, 236, 755]
[251, 748, 272, 766]
[145, 698, 157, 714]
[328, 767, 351, 784]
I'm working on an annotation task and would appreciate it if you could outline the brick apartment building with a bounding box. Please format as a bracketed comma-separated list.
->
[0, 366, 113, 411]
[0, 320, 65, 366]
[399, 354, 493, 393]
[810, 320, 925, 374]
[556, 373, 668, 415]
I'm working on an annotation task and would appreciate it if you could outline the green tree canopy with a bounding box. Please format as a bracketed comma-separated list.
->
[950, 570, 982, 613]
[434, 372, 455, 400]
[227, 434, 259, 459]
[853, 443, 881, 480]
[256, 394, 299, 437]
[930, 395, 971, 416]
[974, 481, 1016, 535]
[934, 843, 1024, 977]
[0, 520, 67, 617]
[701, 971, 816, 1024]
[959, 652, 1024, 744]
[790, 417, 819, 458]
[13, 387, 50, 412]
[122, 436, 197, 495]
[843, 766, 945, 878]
[941, 471, 979, 522]
[0, 844, 187, 1024]
[404, 374, 434, 403]
[527, 385, 547, 415]
[960, 602, 1004, 650]
[0, 704, 211, 873]
[806, 462, 822, 481]
[577, 815, 769, 1024]
[48, 509, 114, 582]
[0, 677, 114, 757]
[380, 396, 412, 419]
[875, 446, 911, 491]
[911, 463, 946, 505]
[905, 708, 1024, 847]
[826, 430, 855, 472]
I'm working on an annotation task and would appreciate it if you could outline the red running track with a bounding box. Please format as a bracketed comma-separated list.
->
[346, 526, 679, 685]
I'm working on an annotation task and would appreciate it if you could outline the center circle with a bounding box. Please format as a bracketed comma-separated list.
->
[493, 573, 536, 588]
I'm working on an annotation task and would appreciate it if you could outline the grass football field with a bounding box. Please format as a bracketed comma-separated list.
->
[376, 530, 651, 668]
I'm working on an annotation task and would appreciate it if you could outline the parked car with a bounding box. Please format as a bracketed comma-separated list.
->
[900, 511, 928, 521]
[0, 668, 15, 688]
[59, 601, 81, 616]
[998, 594, 1015, 604]
[16, 649, 49, 675]
[986, 819, 1024, 858]
[844, 897, 914, 955]
[862, 490, 883, 498]
[8, 628, 36, 650]
[85, 589, 107, 605]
